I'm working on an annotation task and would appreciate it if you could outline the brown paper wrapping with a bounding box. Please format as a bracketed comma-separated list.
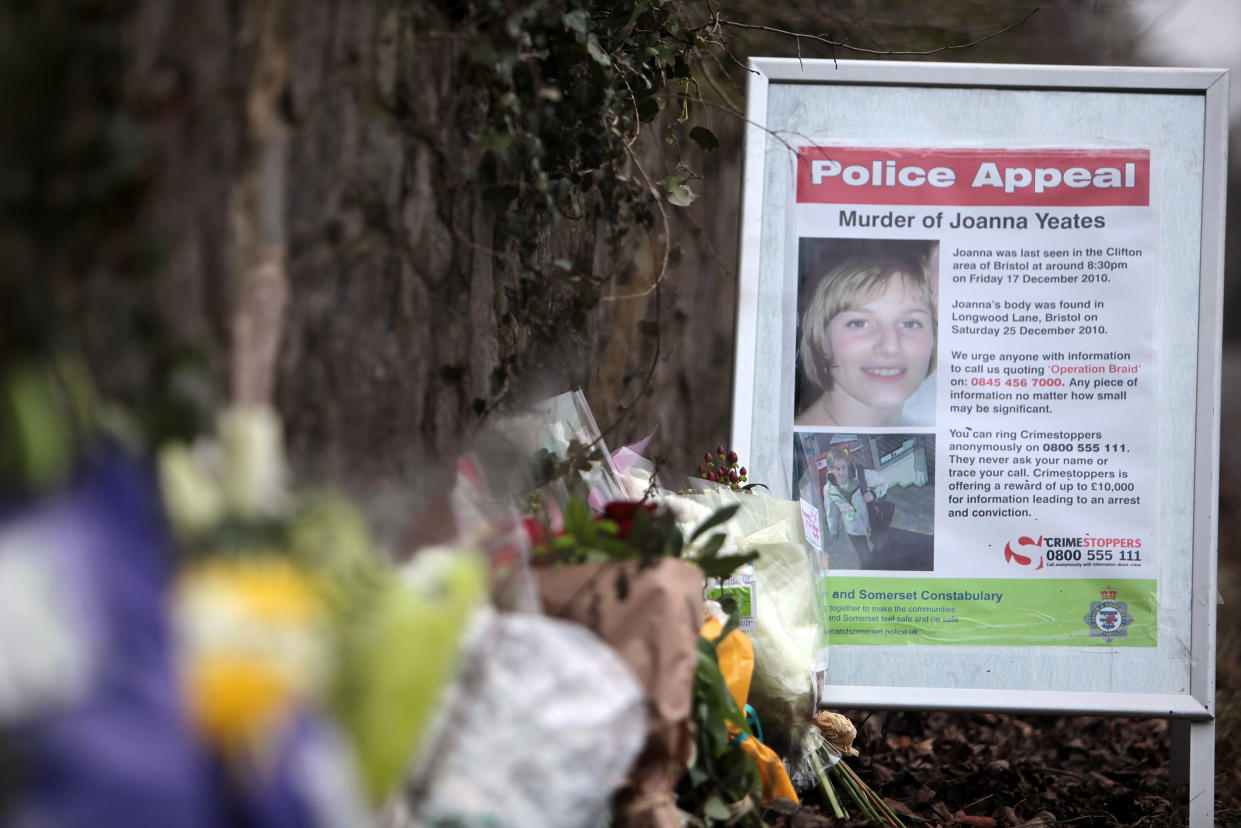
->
[536, 559, 704, 828]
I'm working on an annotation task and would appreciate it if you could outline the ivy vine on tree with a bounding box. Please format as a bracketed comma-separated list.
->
[431, 0, 723, 266]
[403, 0, 1038, 424]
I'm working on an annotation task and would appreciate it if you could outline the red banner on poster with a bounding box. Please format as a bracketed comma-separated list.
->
[796, 147, 1150, 207]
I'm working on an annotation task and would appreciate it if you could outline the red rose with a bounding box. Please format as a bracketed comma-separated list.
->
[600, 500, 658, 539]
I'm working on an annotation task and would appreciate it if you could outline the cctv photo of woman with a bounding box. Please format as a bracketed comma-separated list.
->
[794, 240, 939, 429]
[793, 431, 935, 572]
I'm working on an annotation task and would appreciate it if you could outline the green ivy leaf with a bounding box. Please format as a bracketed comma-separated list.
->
[561, 9, 589, 34]
[474, 130, 511, 155]
[666, 183, 697, 207]
[656, 173, 685, 190]
[586, 36, 611, 66]
[689, 126, 719, 152]
[636, 95, 660, 122]
[592, 518, 620, 536]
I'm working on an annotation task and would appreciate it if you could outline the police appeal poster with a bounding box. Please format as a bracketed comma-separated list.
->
[791, 146, 1156, 647]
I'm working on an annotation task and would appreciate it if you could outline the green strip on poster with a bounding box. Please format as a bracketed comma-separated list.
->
[818, 578, 1156, 646]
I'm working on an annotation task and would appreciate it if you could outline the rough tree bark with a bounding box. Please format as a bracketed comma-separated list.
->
[20, 0, 1176, 535]
[114, 0, 743, 533]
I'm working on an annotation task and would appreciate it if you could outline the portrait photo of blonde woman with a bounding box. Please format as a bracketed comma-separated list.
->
[794, 239, 939, 429]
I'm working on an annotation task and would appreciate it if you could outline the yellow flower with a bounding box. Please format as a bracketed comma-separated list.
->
[175, 555, 329, 749]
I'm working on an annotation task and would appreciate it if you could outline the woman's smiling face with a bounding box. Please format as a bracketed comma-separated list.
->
[825, 277, 934, 420]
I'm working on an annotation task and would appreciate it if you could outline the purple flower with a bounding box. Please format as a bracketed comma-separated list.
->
[4, 446, 216, 828]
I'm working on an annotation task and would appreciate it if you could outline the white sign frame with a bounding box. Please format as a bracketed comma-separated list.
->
[731, 59, 1226, 824]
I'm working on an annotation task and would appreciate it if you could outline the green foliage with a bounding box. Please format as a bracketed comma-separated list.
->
[531, 495, 757, 580]
[0, 356, 90, 495]
[688, 502, 739, 542]
[547, 497, 683, 563]
[422, 0, 719, 289]
[676, 614, 766, 827]
[689, 125, 719, 151]
[0, 353, 144, 496]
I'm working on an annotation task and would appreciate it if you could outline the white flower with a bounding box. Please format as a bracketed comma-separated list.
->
[158, 443, 226, 541]
[220, 406, 290, 521]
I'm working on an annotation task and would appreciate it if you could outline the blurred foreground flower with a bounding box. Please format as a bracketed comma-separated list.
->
[174, 555, 330, 750]
[158, 405, 387, 823]
[158, 443, 226, 543]
[334, 548, 488, 805]
[158, 405, 291, 546]
[2, 446, 215, 827]
[219, 407, 290, 522]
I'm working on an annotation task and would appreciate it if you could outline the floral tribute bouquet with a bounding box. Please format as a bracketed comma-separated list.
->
[417, 391, 804, 826]
[159, 405, 493, 823]
[1, 367, 906, 827]
[0, 357, 495, 827]
[578, 416, 904, 825]
[683, 450, 907, 827]
[453, 391, 903, 827]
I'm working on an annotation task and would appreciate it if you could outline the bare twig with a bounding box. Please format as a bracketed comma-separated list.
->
[718, 9, 1039, 58]
[700, 50, 744, 112]
[708, 33, 760, 77]
[617, 73, 645, 142]
[961, 793, 995, 812]
[667, 92, 831, 161]
[607, 143, 671, 301]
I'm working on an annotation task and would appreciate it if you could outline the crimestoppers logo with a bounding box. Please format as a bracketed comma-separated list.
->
[1083, 588, 1134, 639]
[1004, 535, 1044, 570]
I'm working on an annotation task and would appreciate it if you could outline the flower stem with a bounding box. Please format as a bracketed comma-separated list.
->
[832, 763, 881, 822]
[809, 751, 846, 819]
[838, 760, 907, 828]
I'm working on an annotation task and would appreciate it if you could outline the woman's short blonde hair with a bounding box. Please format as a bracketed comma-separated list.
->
[799, 256, 936, 391]
[825, 444, 853, 468]
[823, 445, 856, 486]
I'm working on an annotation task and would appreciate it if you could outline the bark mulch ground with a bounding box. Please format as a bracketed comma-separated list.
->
[762, 708, 1240, 827]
